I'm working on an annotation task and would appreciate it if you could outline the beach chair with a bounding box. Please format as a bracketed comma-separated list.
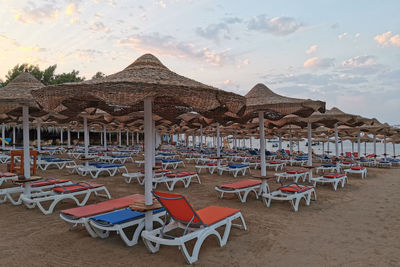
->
[262, 183, 317, 212]
[161, 159, 185, 169]
[376, 160, 392, 168]
[20, 182, 111, 215]
[275, 169, 309, 183]
[141, 191, 247, 264]
[78, 163, 128, 179]
[266, 161, 286, 171]
[0, 172, 18, 186]
[154, 171, 201, 191]
[215, 179, 263, 203]
[89, 208, 165, 246]
[60, 194, 155, 240]
[0, 178, 72, 205]
[344, 166, 367, 179]
[310, 173, 347, 191]
[247, 160, 260, 170]
[218, 164, 250, 177]
[315, 163, 339, 174]
[195, 162, 227, 174]
[37, 157, 76, 171]
[122, 169, 171, 184]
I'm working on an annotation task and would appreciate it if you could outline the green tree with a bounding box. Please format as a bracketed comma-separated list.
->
[92, 71, 105, 80]
[2, 63, 85, 85]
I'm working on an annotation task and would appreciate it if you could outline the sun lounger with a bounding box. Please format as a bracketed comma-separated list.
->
[78, 163, 128, 179]
[196, 163, 227, 174]
[316, 163, 339, 174]
[344, 166, 367, 179]
[37, 157, 76, 171]
[376, 161, 392, 168]
[0, 172, 18, 186]
[0, 154, 11, 163]
[97, 155, 134, 164]
[89, 208, 165, 246]
[60, 194, 146, 237]
[275, 169, 309, 183]
[154, 171, 201, 191]
[218, 164, 250, 177]
[161, 159, 185, 169]
[141, 191, 247, 264]
[20, 182, 111, 215]
[0, 178, 72, 205]
[262, 183, 317, 212]
[215, 179, 263, 203]
[122, 169, 171, 184]
[266, 161, 286, 171]
[310, 173, 347, 191]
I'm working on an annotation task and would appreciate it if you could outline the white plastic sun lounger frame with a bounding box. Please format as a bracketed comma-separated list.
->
[20, 185, 111, 215]
[344, 168, 367, 179]
[37, 159, 76, 171]
[262, 187, 317, 212]
[266, 162, 286, 171]
[217, 165, 250, 177]
[215, 183, 265, 203]
[0, 154, 11, 163]
[0, 174, 18, 187]
[78, 165, 128, 179]
[153, 173, 201, 191]
[0, 180, 73, 205]
[316, 165, 339, 174]
[275, 172, 309, 183]
[122, 171, 169, 184]
[141, 212, 247, 264]
[88, 210, 166, 246]
[97, 155, 134, 164]
[162, 160, 185, 170]
[310, 175, 347, 191]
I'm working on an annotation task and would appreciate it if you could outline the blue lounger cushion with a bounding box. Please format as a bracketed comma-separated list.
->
[322, 164, 335, 167]
[162, 159, 181, 163]
[90, 208, 165, 226]
[46, 158, 67, 162]
[228, 164, 249, 168]
[96, 164, 124, 168]
[112, 155, 128, 158]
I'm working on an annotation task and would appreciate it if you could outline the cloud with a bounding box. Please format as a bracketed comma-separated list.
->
[374, 31, 400, 47]
[354, 33, 360, 38]
[247, 15, 302, 36]
[159, 1, 166, 8]
[342, 55, 376, 67]
[196, 23, 229, 42]
[13, 4, 59, 24]
[89, 21, 110, 32]
[65, 3, 79, 15]
[223, 17, 242, 24]
[303, 57, 334, 70]
[306, 45, 318, 54]
[338, 32, 348, 40]
[118, 33, 232, 66]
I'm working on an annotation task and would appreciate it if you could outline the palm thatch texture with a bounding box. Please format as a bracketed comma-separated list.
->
[242, 83, 326, 121]
[305, 107, 363, 128]
[0, 72, 46, 117]
[32, 54, 246, 123]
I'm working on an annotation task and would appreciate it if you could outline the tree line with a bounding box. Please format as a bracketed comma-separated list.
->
[0, 63, 106, 87]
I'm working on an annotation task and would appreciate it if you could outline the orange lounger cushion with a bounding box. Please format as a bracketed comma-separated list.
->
[52, 182, 103, 194]
[140, 169, 170, 174]
[279, 184, 312, 193]
[31, 178, 71, 187]
[323, 173, 346, 178]
[61, 194, 144, 218]
[351, 166, 365, 170]
[249, 160, 259, 163]
[196, 206, 240, 226]
[219, 179, 261, 190]
[165, 172, 197, 178]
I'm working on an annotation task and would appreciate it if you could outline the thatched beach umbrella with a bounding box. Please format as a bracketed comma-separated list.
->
[33, 53, 246, 230]
[243, 83, 325, 175]
[0, 72, 45, 178]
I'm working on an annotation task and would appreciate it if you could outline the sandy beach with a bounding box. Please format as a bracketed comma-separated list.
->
[0, 158, 399, 267]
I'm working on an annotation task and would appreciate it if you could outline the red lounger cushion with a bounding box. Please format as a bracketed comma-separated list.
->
[196, 206, 240, 226]
[249, 160, 259, 163]
[52, 182, 103, 193]
[166, 172, 196, 178]
[140, 169, 170, 174]
[0, 172, 17, 177]
[31, 179, 71, 187]
[342, 162, 351, 164]
[61, 194, 144, 218]
[269, 161, 280, 164]
[351, 166, 365, 170]
[219, 179, 262, 189]
[323, 173, 345, 178]
[286, 169, 307, 174]
[279, 184, 312, 193]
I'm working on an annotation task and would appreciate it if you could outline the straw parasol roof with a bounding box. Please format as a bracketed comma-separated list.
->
[32, 54, 246, 123]
[0, 72, 45, 116]
[243, 83, 325, 121]
[305, 107, 362, 127]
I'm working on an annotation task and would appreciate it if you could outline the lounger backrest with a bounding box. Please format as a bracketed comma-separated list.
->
[345, 152, 352, 157]
[152, 191, 204, 226]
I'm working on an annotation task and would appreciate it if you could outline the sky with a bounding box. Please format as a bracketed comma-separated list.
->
[0, 0, 399, 125]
